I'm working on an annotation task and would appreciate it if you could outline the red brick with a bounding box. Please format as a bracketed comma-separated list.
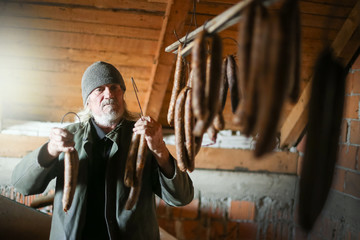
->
[332, 167, 346, 192]
[158, 218, 176, 237]
[343, 96, 360, 119]
[347, 71, 360, 94]
[340, 120, 349, 143]
[344, 171, 360, 199]
[350, 120, 360, 144]
[202, 203, 226, 219]
[172, 199, 199, 219]
[180, 199, 199, 219]
[209, 220, 226, 239]
[297, 155, 304, 176]
[175, 220, 207, 240]
[238, 222, 258, 240]
[351, 55, 360, 69]
[337, 144, 357, 169]
[156, 199, 170, 217]
[225, 221, 239, 240]
[229, 200, 256, 221]
[297, 135, 307, 154]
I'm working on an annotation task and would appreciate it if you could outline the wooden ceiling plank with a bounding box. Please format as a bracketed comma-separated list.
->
[0, 28, 158, 55]
[0, 16, 160, 41]
[0, 2, 163, 30]
[0, 43, 154, 68]
[279, 0, 360, 148]
[0, 56, 152, 76]
[143, 0, 193, 120]
[7, 0, 167, 12]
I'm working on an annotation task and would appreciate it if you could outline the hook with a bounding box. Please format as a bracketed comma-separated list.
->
[173, 29, 183, 45]
[61, 112, 81, 134]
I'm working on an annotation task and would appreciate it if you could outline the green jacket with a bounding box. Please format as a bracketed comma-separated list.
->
[11, 119, 194, 239]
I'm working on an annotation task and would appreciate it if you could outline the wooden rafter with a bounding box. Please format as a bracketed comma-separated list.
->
[279, 0, 360, 148]
[143, 0, 192, 120]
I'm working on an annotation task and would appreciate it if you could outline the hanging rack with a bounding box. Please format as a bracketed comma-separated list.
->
[165, 0, 279, 57]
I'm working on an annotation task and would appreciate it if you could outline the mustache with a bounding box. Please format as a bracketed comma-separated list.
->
[101, 98, 118, 108]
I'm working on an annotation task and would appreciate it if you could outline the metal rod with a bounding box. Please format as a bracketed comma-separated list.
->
[131, 77, 144, 117]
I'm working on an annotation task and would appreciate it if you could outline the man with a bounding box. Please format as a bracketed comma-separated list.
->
[11, 61, 194, 239]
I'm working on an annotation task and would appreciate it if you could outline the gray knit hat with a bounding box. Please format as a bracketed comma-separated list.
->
[81, 61, 126, 106]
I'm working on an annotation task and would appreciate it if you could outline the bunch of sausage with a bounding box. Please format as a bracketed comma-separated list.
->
[167, 0, 302, 175]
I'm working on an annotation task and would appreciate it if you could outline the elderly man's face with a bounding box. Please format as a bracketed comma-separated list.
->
[87, 83, 124, 126]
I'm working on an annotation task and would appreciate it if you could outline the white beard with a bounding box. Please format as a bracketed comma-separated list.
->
[92, 99, 123, 127]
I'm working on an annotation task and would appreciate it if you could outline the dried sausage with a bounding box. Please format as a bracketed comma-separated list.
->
[62, 150, 79, 212]
[168, 44, 186, 126]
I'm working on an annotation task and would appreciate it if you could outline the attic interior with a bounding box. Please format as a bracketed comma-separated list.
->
[0, 0, 360, 239]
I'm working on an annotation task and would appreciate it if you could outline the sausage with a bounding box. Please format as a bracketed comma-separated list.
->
[286, 0, 301, 103]
[237, 1, 256, 98]
[207, 124, 218, 144]
[233, 1, 256, 126]
[299, 47, 346, 232]
[184, 88, 195, 172]
[124, 133, 141, 187]
[191, 31, 208, 122]
[212, 56, 229, 132]
[186, 69, 194, 88]
[125, 186, 140, 210]
[213, 114, 225, 131]
[193, 33, 223, 136]
[125, 133, 147, 210]
[168, 44, 186, 126]
[62, 150, 79, 212]
[227, 55, 240, 113]
[241, 3, 269, 136]
[175, 87, 190, 172]
[254, 8, 291, 157]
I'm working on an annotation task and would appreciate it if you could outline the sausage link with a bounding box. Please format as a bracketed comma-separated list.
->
[227, 55, 240, 113]
[191, 31, 208, 122]
[168, 44, 186, 126]
[175, 87, 190, 172]
[62, 150, 79, 213]
[124, 133, 141, 187]
[184, 88, 195, 172]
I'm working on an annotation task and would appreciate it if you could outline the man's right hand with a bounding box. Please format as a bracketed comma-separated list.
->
[47, 127, 75, 159]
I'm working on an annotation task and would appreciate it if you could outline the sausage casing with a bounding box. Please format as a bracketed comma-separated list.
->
[62, 150, 79, 213]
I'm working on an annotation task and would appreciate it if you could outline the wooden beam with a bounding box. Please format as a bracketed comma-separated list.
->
[279, 0, 360, 148]
[143, 0, 192, 120]
[167, 145, 299, 174]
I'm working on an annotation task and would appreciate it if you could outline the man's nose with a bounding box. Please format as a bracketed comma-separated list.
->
[103, 87, 114, 98]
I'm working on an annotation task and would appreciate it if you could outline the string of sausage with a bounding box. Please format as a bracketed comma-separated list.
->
[285, 0, 301, 103]
[254, 7, 291, 157]
[62, 150, 79, 212]
[192, 32, 223, 137]
[167, 44, 186, 126]
[124, 133, 141, 187]
[233, 1, 256, 127]
[213, 57, 228, 131]
[125, 133, 147, 210]
[298, 47, 346, 231]
[241, 3, 269, 137]
[175, 87, 191, 172]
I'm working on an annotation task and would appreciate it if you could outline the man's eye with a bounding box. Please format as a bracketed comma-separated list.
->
[110, 85, 119, 91]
